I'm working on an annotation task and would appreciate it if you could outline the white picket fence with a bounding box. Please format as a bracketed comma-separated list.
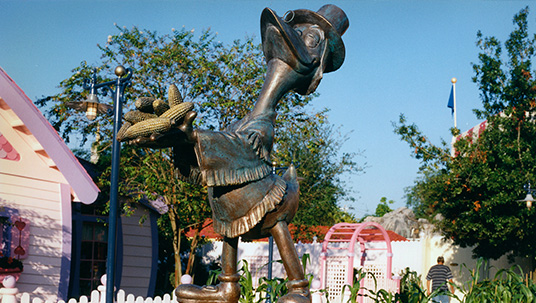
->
[0, 276, 179, 303]
[0, 276, 327, 303]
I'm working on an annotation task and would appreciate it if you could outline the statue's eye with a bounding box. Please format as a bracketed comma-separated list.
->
[304, 28, 322, 48]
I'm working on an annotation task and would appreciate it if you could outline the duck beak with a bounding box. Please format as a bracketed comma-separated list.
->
[260, 8, 318, 75]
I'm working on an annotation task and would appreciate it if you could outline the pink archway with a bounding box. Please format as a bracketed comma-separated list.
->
[319, 222, 397, 300]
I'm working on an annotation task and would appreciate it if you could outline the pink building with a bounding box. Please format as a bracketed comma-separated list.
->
[0, 68, 159, 301]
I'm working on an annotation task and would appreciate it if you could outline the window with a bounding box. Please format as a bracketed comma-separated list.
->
[69, 202, 122, 298]
[0, 207, 29, 262]
[0, 216, 9, 257]
[79, 222, 107, 295]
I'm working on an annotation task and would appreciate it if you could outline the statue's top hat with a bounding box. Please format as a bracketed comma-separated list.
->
[284, 4, 348, 72]
[261, 4, 349, 73]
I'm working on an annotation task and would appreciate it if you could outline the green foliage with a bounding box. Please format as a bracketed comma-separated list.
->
[338, 260, 536, 303]
[453, 258, 536, 303]
[207, 254, 312, 303]
[393, 7, 536, 260]
[392, 114, 451, 172]
[275, 110, 364, 228]
[0, 256, 23, 271]
[340, 268, 433, 303]
[396, 268, 429, 303]
[374, 197, 395, 217]
[206, 258, 536, 303]
[340, 269, 367, 303]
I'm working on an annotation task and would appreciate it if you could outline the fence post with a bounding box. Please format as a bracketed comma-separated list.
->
[98, 275, 116, 303]
[1, 276, 19, 303]
[311, 279, 325, 303]
[179, 275, 192, 285]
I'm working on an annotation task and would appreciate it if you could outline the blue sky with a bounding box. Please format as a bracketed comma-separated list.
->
[1, 0, 534, 218]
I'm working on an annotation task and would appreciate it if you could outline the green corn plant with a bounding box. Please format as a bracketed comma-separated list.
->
[238, 259, 256, 303]
[256, 276, 288, 302]
[453, 258, 536, 303]
[206, 267, 222, 286]
[254, 258, 287, 302]
[206, 253, 315, 303]
[454, 258, 486, 302]
[373, 289, 397, 303]
[340, 269, 367, 303]
[362, 272, 404, 303]
[255, 253, 312, 302]
[396, 268, 429, 303]
[205, 260, 258, 303]
[353, 267, 433, 303]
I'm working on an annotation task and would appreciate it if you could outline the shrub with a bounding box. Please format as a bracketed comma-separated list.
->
[0, 256, 23, 271]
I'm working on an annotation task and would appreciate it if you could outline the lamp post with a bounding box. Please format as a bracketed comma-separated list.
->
[79, 66, 133, 303]
[66, 69, 113, 120]
[519, 183, 535, 209]
[265, 162, 277, 303]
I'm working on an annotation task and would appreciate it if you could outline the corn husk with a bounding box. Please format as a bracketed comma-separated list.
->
[135, 97, 155, 113]
[121, 117, 172, 140]
[153, 99, 170, 116]
[160, 102, 194, 122]
[124, 110, 157, 124]
[168, 84, 183, 107]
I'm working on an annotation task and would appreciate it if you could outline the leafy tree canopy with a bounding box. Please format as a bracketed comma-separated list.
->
[394, 7, 536, 260]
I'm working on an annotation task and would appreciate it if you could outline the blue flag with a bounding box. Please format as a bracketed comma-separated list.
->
[447, 86, 454, 115]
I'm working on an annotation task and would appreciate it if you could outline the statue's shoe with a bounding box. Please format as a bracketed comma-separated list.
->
[175, 274, 240, 303]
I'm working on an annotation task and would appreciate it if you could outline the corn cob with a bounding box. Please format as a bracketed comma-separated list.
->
[135, 97, 155, 113]
[121, 117, 172, 140]
[153, 99, 170, 116]
[124, 110, 157, 124]
[160, 102, 194, 122]
[168, 84, 183, 107]
[116, 121, 132, 141]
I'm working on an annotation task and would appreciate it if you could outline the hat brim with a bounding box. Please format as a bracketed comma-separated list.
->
[287, 9, 346, 73]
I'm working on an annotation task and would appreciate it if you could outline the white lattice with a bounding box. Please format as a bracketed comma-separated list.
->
[325, 256, 348, 302]
[358, 265, 399, 303]
[362, 263, 386, 280]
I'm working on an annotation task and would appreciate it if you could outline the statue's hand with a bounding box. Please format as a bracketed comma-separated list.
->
[124, 110, 197, 148]
[118, 84, 196, 148]
[178, 111, 197, 143]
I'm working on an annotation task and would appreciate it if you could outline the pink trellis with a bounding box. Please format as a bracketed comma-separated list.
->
[319, 222, 399, 302]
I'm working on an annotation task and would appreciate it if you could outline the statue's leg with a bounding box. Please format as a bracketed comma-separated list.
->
[175, 237, 240, 303]
[270, 221, 311, 303]
[220, 236, 238, 278]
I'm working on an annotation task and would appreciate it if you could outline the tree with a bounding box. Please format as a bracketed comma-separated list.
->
[394, 7, 536, 261]
[275, 109, 362, 227]
[37, 25, 361, 288]
[273, 109, 362, 241]
[374, 197, 394, 217]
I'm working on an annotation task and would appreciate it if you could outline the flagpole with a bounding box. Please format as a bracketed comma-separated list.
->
[452, 77, 457, 129]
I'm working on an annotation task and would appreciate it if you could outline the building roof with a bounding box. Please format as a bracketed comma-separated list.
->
[185, 219, 408, 243]
[0, 67, 99, 204]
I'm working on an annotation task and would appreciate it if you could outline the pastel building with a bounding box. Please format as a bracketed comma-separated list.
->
[0, 68, 159, 301]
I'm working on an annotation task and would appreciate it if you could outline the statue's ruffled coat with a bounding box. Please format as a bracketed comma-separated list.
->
[173, 110, 296, 238]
